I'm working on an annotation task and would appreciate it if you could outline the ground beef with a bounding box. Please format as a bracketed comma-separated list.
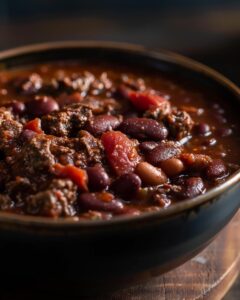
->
[5, 177, 34, 208]
[11, 134, 55, 177]
[0, 108, 23, 152]
[76, 130, 105, 168]
[144, 101, 172, 121]
[47, 71, 113, 97]
[49, 131, 104, 168]
[81, 97, 122, 115]
[165, 109, 194, 139]
[0, 194, 13, 210]
[12, 73, 43, 95]
[41, 103, 92, 137]
[25, 179, 77, 217]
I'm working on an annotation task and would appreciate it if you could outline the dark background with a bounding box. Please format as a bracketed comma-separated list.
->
[0, 1, 239, 299]
[0, 0, 239, 84]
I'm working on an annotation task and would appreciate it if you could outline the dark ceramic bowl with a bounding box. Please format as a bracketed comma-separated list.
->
[0, 42, 239, 293]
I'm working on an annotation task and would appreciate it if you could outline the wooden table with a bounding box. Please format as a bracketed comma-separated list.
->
[100, 210, 240, 300]
[1, 211, 239, 300]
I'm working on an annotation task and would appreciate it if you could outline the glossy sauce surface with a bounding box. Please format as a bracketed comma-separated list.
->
[0, 61, 239, 220]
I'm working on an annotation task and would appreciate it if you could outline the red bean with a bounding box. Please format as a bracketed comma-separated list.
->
[9, 100, 26, 115]
[139, 141, 159, 153]
[194, 123, 210, 135]
[147, 141, 182, 165]
[26, 96, 59, 117]
[181, 177, 205, 199]
[202, 138, 217, 147]
[78, 192, 124, 213]
[20, 129, 36, 142]
[206, 159, 227, 179]
[216, 127, 232, 137]
[86, 165, 110, 191]
[111, 173, 142, 198]
[86, 115, 120, 136]
[119, 117, 168, 140]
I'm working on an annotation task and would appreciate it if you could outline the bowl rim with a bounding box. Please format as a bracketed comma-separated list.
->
[0, 40, 239, 229]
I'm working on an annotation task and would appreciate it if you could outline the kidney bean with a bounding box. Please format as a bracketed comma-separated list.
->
[26, 96, 59, 117]
[9, 100, 26, 115]
[181, 153, 212, 170]
[216, 127, 232, 137]
[160, 158, 184, 177]
[202, 138, 217, 147]
[111, 173, 141, 199]
[206, 159, 227, 179]
[20, 129, 36, 142]
[135, 162, 168, 186]
[119, 117, 168, 140]
[215, 114, 227, 124]
[146, 141, 182, 165]
[86, 165, 110, 191]
[181, 177, 205, 199]
[139, 141, 159, 153]
[78, 192, 124, 214]
[86, 115, 120, 136]
[194, 123, 210, 135]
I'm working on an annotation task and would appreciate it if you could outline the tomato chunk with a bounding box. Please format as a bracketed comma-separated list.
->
[53, 164, 88, 191]
[24, 118, 43, 134]
[101, 131, 140, 175]
[119, 85, 168, 111]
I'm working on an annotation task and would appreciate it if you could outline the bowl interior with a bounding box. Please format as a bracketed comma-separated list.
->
[0, 41, 239, 228]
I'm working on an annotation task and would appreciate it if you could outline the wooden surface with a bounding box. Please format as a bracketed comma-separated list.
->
[224, 276, 240, 300]
[100, 210, 240, 300]
[1, 211, 239, 300]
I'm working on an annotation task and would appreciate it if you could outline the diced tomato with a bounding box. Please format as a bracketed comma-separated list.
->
[24, 118, 43, 134]
[119, 85, 168, 111]
[101, 131, 140, 176]
[58, 92, 83, 107]
[53, 164, 88, 191]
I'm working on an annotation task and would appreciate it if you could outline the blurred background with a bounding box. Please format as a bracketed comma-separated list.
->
[0, 0, 239, 84]
[0, 1, 239, 299]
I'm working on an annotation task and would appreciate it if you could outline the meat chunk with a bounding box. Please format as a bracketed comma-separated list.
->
[25, 179, 77, 217]
[76, 130, 104, 168]
[6, 177, 34, 203]
[0, 108, 23, 152]
[41, 103, 92, 137]
[50, 137, 77, 165]
[12, 73, 43, 95]
[49, 131, 104, 168]
[165, 109, 194, 139]
[0, 194, 13, 210]
[144, 102, 172, 121]
[49, 71, 112, 97]
[11, 134, 55, 177]
[81, 97, 122, 115]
